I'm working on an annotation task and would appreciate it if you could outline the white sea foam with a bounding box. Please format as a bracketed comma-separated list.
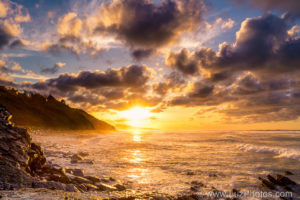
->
[238, 144, 300, 160]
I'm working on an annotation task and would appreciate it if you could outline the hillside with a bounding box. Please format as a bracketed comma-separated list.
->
[0, 86, 115, 131]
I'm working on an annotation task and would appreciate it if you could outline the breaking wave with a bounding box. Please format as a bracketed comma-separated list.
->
[238, 144, 300, 160]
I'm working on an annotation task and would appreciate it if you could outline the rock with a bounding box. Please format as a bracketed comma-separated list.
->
[78, 152, 89, 157]
[109, 177, 116, 181]
[75, 184, 88, 192]
[191, 181, 205, 187]
[70, 175, 91, 184]
[32, 181, 65, 191]
[267, 175, 278, 185]
[95, 182, 117, 191]
[115, 184, 126, 191]
[84, 175, 101, 183]
[84, 183, 98, 191]
[70, 154, 83, 164]
[276, 174, 296, 186]
[285, 171, 294, 175]
[186, 172, 195, 176]
[65, 184, 79, 192]
[72, 169, 84, 177]
[259, 177, 276, 190]
[65, 168, 73, 174]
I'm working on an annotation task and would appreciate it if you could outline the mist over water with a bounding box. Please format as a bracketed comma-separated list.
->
[32, 130, 300, 198]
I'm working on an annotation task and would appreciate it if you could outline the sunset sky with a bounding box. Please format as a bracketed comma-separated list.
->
[0, 0, 299, 130]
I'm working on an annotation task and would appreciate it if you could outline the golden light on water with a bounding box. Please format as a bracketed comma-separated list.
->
[120, 106, 152, 127]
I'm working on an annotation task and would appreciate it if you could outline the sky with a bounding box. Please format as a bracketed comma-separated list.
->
[0, 0, 299, 130]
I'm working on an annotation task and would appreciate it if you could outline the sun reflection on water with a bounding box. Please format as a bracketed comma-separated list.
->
[132, 130, 142, 142]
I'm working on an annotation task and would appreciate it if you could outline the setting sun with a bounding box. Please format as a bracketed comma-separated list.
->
[120, 107, 152, 127]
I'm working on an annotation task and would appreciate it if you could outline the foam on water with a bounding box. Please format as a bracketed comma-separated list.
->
[238, 144, 300, 160]
[32, 130, 300, 198]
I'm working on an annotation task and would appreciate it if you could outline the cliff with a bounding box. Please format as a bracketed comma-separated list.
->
[0, 86, 114, 131]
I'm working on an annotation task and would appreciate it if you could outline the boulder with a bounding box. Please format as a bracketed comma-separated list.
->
[285, 171, 294, 175]
[70, 175, 92, 184]
[84, 183, 98, 191]
[276, 174, 296, 186]
[259, 177, 276, 190]
[71, 154, 82, 164]
[115, 184, 126, 191]
[95, 182, 117, 191]
[267, 175, 278, 185]
[73, 169, 84, 177]
[32, 181, 66, 191]
[84, 175, 101, 183]
[78, 151, 89, 157]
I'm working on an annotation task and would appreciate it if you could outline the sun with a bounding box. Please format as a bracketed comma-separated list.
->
[120, 106, 152, 127]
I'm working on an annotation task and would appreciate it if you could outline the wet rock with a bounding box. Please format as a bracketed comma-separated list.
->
[284, 171, 294, 175]
[75, 184, 88, 192]
[259, 177, 276, 190]
[65, 184, 79, 192]
[267, 175, 278, 185]
[191, 181, 205, 187]
[32, 181, 66, 191]
[109, 177, 116, 181]
[80, 159, 94, 164]
[70, 154, 83, 164]
[276, 174, 296, 186]
[69, 175, 91, 184]
[186, 172, 195, 176]
[78, 151, 89, 157]
[72, 169, 84, 177]
[115, 184, 126, 191]
[84, 175, 101, 183]
[84, 183, 98, 191]
[95, 182, 117, 191]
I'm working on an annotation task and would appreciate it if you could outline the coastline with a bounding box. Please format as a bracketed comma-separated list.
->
[1, 106, 300, 200]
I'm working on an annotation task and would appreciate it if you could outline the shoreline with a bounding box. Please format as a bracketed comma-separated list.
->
[1, 106, 300, 200]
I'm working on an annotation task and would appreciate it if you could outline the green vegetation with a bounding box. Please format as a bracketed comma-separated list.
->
[0, 86, 115, 130]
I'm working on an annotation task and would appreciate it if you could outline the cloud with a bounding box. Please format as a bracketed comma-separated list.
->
[0, 1, 31, 50]
[32, 65, 152, 92]
[0, 1, 7, 18]
[131, 48, 155, 60]
[57, 12, 82, 38]
[168, 14, 300, 78]
[153, 71, 186, 95]
[231, 0, 300, 17]
[41, 62, 66, 74]
[93, 0, 205, 49]
[0, 24, 14, 49]
[166, 48, 200, 75]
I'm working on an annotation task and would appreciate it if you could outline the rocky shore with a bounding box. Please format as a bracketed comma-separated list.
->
[0, 104, 299, 200]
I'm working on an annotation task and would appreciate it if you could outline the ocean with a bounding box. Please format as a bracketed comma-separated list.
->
[32, 130, 300, 199]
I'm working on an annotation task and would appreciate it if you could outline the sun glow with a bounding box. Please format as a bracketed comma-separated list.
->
[120, 106, 152, 127]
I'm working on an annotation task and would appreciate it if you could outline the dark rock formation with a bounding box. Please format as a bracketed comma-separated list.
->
[259, 173, 299, 195]
[0, 105, 122, 193]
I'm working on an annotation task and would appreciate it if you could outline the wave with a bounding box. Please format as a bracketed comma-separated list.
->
[238, 144, 300, 160]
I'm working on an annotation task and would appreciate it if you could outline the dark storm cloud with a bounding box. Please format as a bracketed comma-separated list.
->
[41, 62, 65, 74]
[32, 65, 151, 92]
[94, 0, 205, 49]
[0, 25, 13, 50]
[231, 0, 300, 17]
[189, 82, 214, 98]
[166, 49, 200, 75]
[167, 14, 300, 77]
[131, 48, 155, 60]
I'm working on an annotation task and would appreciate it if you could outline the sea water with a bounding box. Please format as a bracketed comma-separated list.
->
[32, 130, 300, 198]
